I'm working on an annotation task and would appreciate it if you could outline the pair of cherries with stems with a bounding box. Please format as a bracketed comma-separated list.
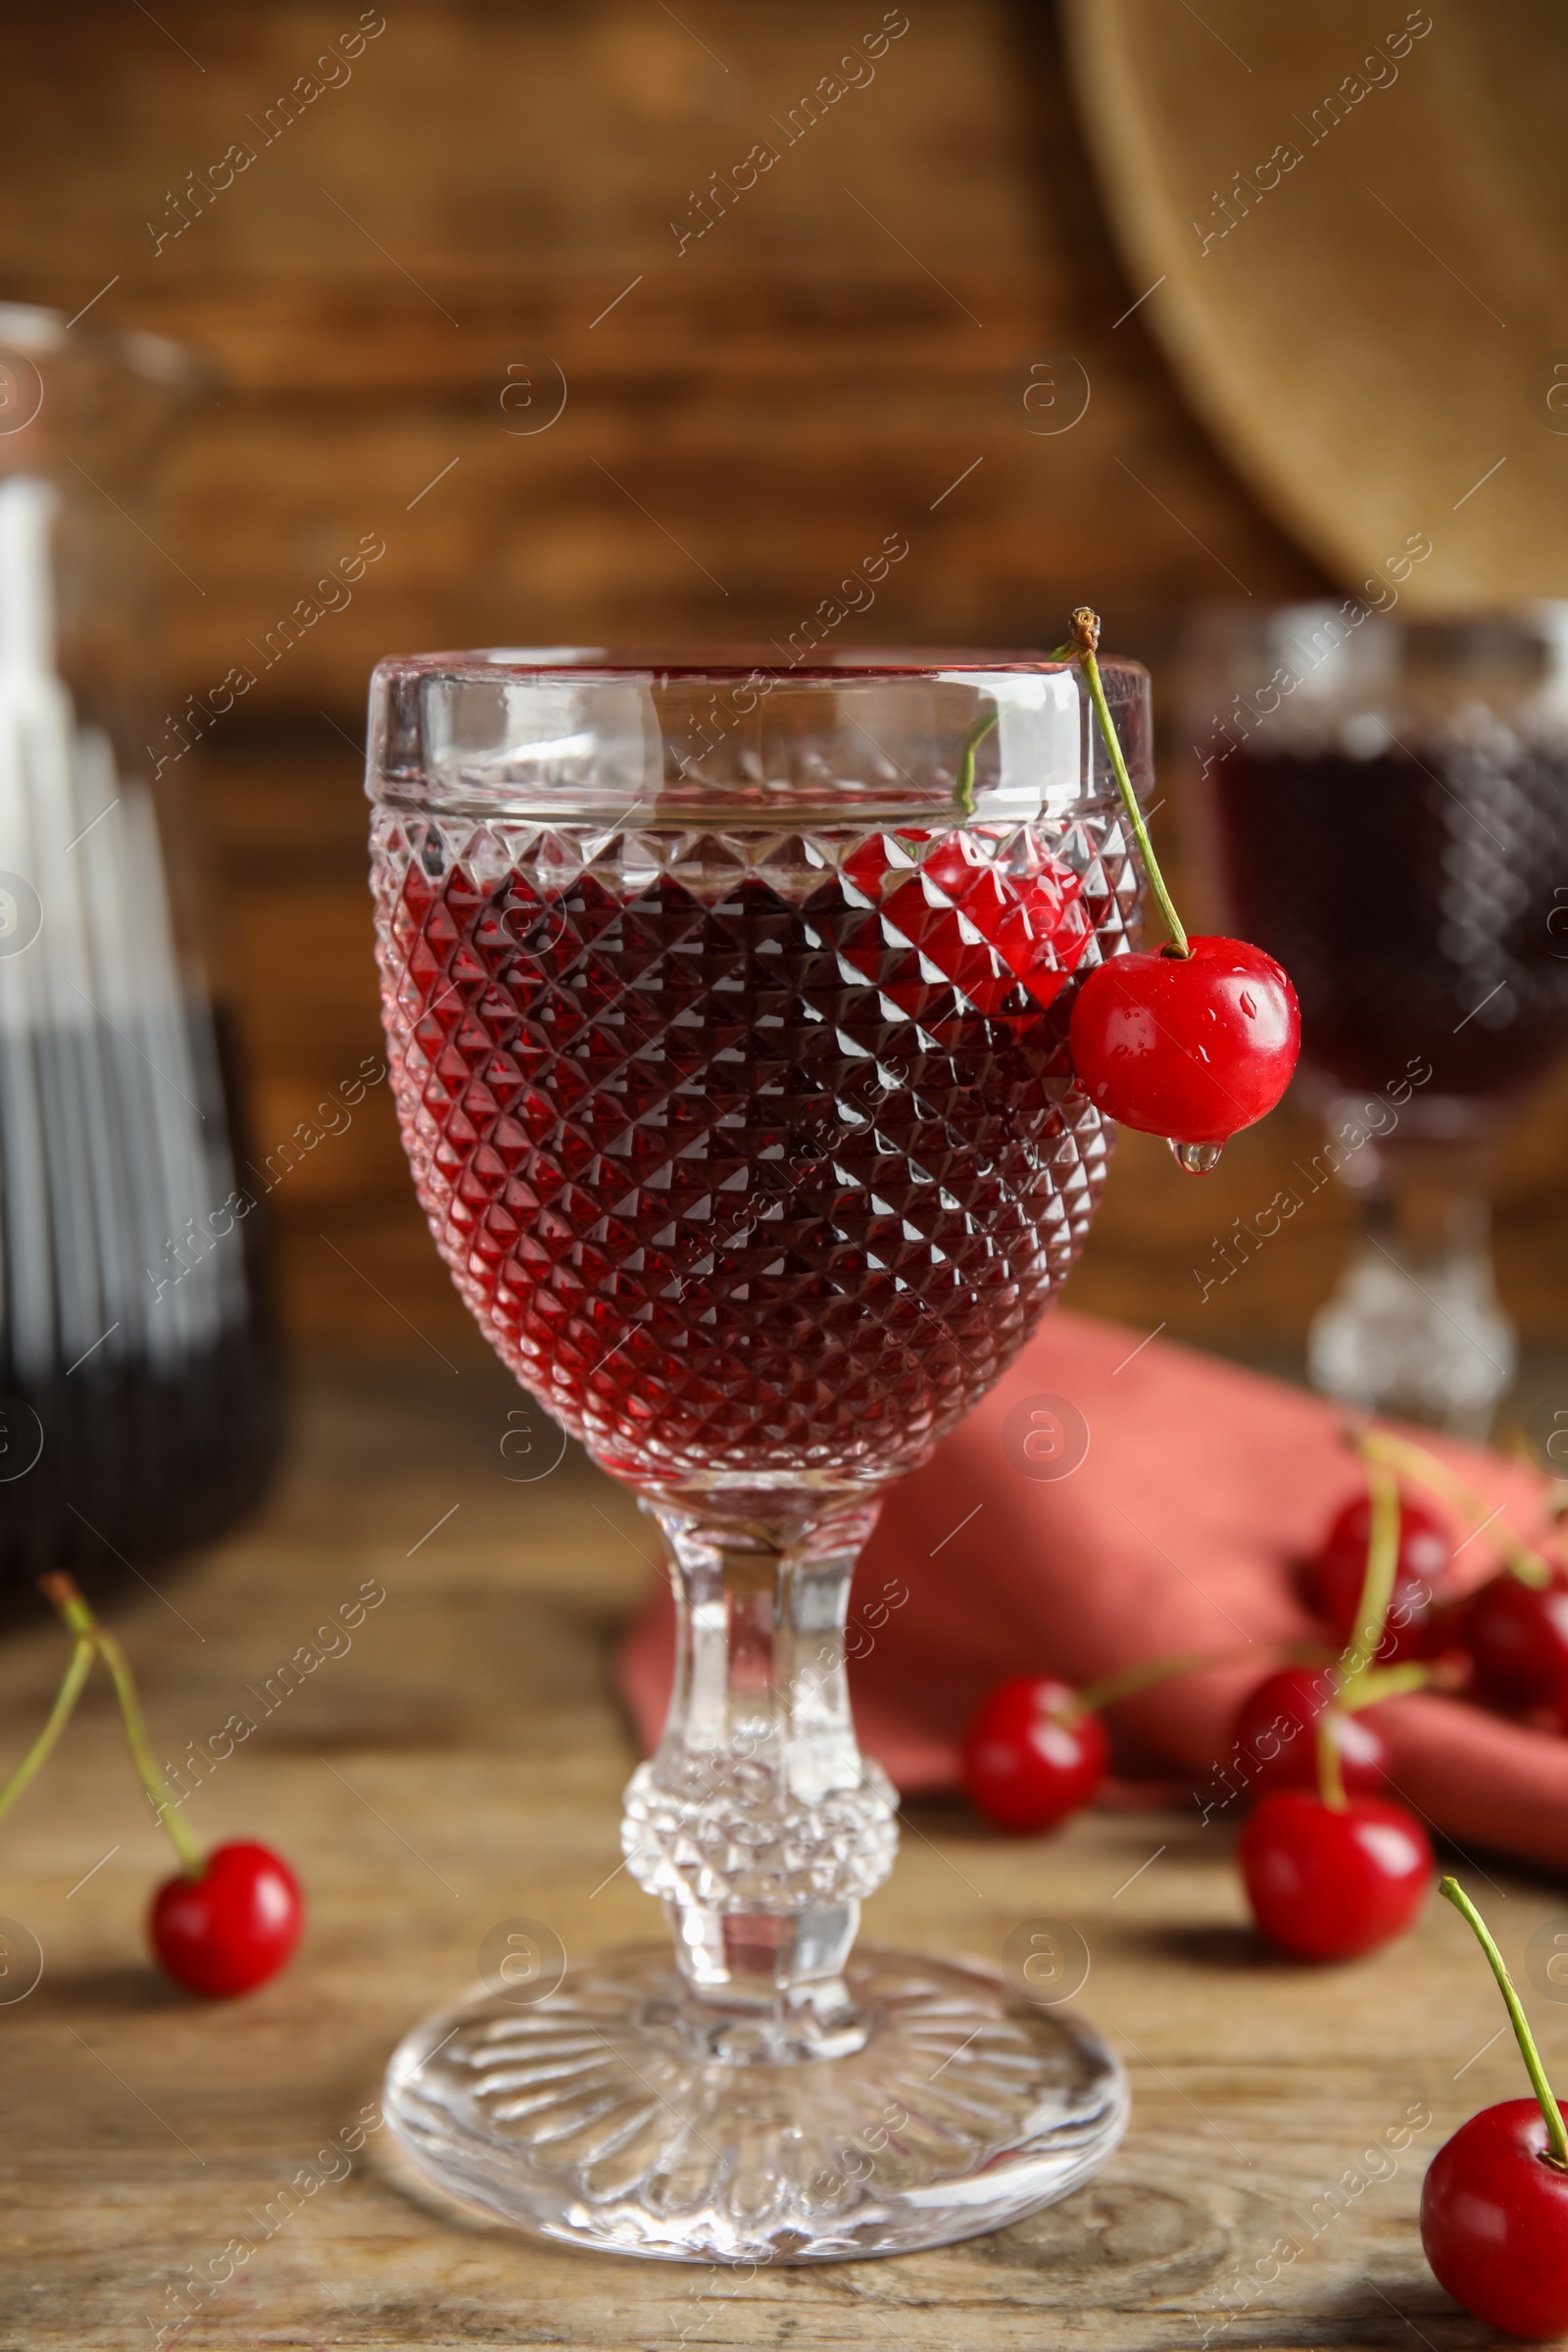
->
[1305, 1421, 1568, 1713]
[0, 1576, 302, 1997]
[1231, 1430, 1495, 1806]
[958, 1474, 1424, 1851]
[960, 1641, 1338, 1835]
[1238, 1457, 1438, 1960]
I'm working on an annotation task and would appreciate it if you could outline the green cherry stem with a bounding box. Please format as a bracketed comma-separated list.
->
[953, 710, 997, 819]
[1317, 1464, 1400, 1805]
[0, 1636, 95, 1828]
[1342, 1660, 1445, 1709]
[1315, 1712, 1348, 1811]
[1356, 1428, 1549, 1590]
[1062, 1638, 1331, 1723]
[39, 1574, 205, 1879]
[1337, 1462, 1401, 1702]
[1305, 1459, 1401, 1808]
[1440, 1876, 1568, 2174]
[1066, 606, 1190, 958]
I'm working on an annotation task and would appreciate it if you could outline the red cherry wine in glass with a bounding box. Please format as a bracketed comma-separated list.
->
[373, 818, 1138, 1492]
[1213, 743, 1568, 1102]
[368, 646, 1163, 2266]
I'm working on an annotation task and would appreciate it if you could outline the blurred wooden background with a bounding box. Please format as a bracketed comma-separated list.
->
[3, 0, 1564, 1357]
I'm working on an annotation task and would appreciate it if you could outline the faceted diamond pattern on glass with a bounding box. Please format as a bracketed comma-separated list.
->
[370, 813, 1139, 1488]
[621, 1752, 899, 1909]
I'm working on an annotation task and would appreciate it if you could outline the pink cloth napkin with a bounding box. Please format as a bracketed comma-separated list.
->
[616, 1310, 1568, 1870]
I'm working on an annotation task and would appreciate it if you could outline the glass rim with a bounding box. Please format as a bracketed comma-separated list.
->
[369, 643, 1149, 687]
[1187, 596, 1568, 636]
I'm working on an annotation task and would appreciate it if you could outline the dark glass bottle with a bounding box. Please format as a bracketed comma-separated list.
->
[0, 306, 280, 1617]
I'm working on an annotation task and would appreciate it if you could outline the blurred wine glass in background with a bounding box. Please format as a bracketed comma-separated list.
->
[1185, 604, 1568, 1436]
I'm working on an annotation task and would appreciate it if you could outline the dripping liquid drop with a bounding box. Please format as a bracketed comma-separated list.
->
[1170, 1139, 1224, 1175]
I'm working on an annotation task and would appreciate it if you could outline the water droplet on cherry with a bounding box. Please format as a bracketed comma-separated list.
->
[1169, 1139, 1224, 1174]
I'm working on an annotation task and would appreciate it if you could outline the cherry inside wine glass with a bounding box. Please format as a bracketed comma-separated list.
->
[368, 646, 1150, 2261]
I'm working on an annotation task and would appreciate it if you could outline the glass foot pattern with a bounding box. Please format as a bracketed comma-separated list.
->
[384, 1943, 1129, 2263]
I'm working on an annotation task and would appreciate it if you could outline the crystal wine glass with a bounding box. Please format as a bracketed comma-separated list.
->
[368, 647, 1149, 2261]
[1187, 605, 1568, 1435]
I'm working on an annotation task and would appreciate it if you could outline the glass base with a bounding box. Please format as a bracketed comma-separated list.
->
[383, 1942, 1129, 2263]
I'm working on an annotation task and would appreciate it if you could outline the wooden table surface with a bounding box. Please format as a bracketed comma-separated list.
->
[2, 1345, 1557, 2351]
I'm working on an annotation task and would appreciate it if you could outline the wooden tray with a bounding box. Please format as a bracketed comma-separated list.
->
[1065, 0, 1568, 610]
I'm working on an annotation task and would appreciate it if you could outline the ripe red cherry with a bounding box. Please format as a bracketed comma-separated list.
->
[844, 832, 1092, 1016]
[1238, 1789, 1432, 1959]
[149, 1840, 304, 1997]
[1299, 1491, 1450, 1661]
[1424, 1877, 1568, 2335]
[960, 1676, 1108, 1834]
[1232, 1667, 1389, 1798]
[918, 833, 1093, 1008]
[1421, 2098, 1568, 2338]
[1462, 1563, 1568, 1707]
[1067, 935, 1300, 1147]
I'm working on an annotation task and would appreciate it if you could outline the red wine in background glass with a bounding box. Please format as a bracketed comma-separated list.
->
[1187, 601, 1568, 1430]
[1212, 741, 1568, 1102]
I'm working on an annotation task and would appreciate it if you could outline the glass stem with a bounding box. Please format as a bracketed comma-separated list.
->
[622, 1496, 898, 2063]
[1309, 1127, 1516, 1438]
